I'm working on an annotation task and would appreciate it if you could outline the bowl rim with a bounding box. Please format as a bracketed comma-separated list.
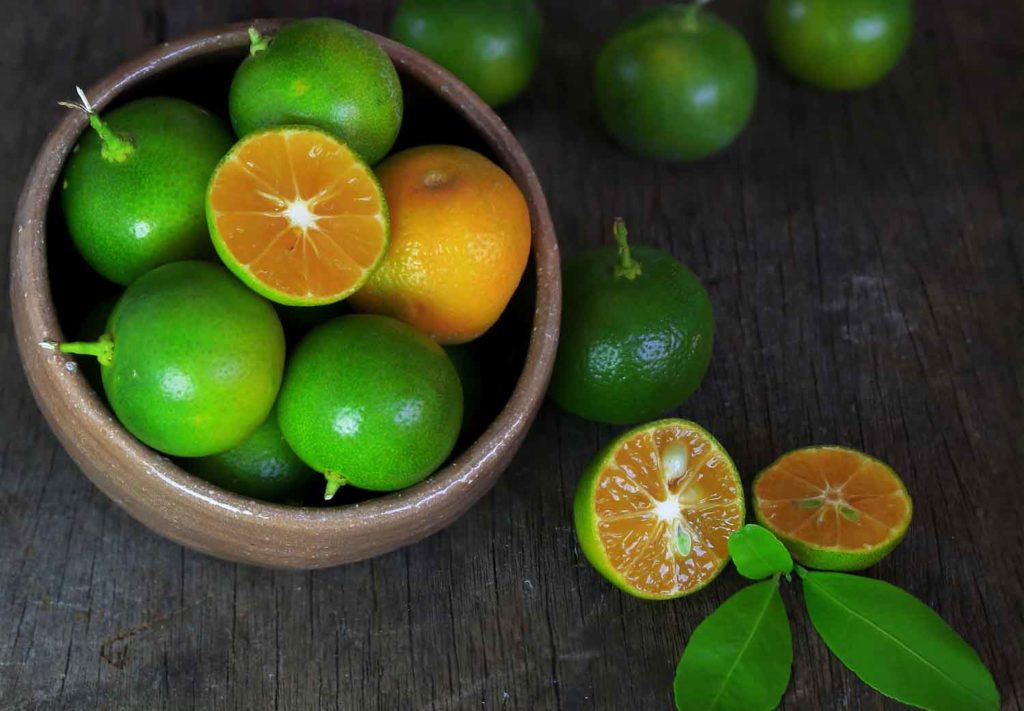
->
[9, 19, 561, 568]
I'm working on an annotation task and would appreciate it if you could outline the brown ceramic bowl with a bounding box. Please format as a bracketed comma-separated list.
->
[10, 20, 560, 568]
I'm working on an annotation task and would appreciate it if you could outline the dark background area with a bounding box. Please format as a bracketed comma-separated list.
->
[2, 1, 1021, 709]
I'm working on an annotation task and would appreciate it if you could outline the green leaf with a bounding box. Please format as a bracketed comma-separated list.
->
[674, 579, 793, 711]
[799, 570, 1000, 711]
[728, 524, 794, 580]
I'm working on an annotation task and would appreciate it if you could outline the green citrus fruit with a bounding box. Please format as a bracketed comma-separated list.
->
[766, 0, 912, 91]
[575, 419, 744, 600]
[61, 95, 232, 284]
[229, 19, 403, 165]
[187, 406, 313, 503]
[549, 220, 714, 425]
[752, 446, 913, 570]
[277, 314, 463, 496]
[595, 3, 757, 161]
[390, 0, 542, 107]
[59, 261, 285, 457]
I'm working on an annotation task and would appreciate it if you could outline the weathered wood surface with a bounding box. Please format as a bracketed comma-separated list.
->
[1, 1, 1021, 709]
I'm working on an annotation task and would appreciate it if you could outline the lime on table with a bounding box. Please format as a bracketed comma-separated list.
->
[549, 219, 714, 425]
[277, 314, 463, 496]
[229, 18, 403, 165]
[753, 446, 913, 571]
[61, 94, 232, 284]
[390, 0, 543, 107]
[575, 419, 744, 600]
[595, 3, 757, 161]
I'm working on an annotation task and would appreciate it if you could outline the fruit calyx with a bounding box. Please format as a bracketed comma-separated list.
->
[247, 27, 270, 56]
[322, 471, 348, 500]
[58, 87, 135, 163]
[59, 334, 115, 367]
[611, 218, 643, 280]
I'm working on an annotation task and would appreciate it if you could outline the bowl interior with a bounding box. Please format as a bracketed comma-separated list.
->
[46, 42, 535, 509]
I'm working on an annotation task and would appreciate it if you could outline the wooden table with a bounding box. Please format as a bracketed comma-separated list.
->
[2, 1, 1020, 709]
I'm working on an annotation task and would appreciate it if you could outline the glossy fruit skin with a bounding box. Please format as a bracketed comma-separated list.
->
[61, 97, 233, 284]
[229, 18, 403, 165]
[574, 419, 742, 600]
[349, 145, 531, 344]
[187, 407, 312, 502]
[766, 0, 912, 91]
[595, 5, 757, 161]
[277, 315, 463, 492]
[390, 0, 542, 106]
[753, 447, 913, 571]
[101, 261, 285, 457]
[550, 246, 713, 424]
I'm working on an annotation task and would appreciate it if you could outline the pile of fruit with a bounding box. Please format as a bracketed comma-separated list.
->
[57, 18, 532, 503]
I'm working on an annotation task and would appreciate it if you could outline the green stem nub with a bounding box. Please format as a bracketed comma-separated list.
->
[684, 0, 712, 26]
[612, 218, 643, 280]
[59, 334, 114, 367]
[58, 86, 134, 163]
[323, 472, 348, 501]
[248, 27, 270, 56]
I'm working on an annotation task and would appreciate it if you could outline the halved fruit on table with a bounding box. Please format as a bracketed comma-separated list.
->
[574, 419, 745, 600]
[206, 126, 389, 306]
[753, 446, 913, 571]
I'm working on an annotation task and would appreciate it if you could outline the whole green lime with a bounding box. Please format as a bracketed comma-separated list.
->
[187, 407, 312, 502]
[61, 96, 233, 284]
[278, 315, 463, 496]
[767, 0, 912, 91]
[230, 19, 403, 165]
[390, 0, 542, 107]
[60, 261, 286, 457]
[595, 3, 757, 161]
[549, 220, 714, 424]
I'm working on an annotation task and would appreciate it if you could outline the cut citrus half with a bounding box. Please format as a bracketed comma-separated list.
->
[753, 446, 912, 571]
[574, 419, 744, 600]
[207, 126, 389, 306]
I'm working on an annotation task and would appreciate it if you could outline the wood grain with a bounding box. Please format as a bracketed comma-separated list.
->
[1, 1, 1021, 709]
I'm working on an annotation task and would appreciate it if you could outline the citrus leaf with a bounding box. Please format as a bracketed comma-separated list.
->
[728, 524, 793, 580]
[674, 579, 792, 711]
[799, 570, 1000, 711]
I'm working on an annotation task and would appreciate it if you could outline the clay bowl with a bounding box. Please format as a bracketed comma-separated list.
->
[10, 20, 560, 569]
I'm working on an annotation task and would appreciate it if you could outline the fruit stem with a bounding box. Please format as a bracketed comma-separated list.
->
[248, 27, 270, 56]
[322, 471, 348, 501]
[612, 218, 643, 280]
[684, 0, 712, 28]
[59, 335, 114, 367]
[58, 86, 134, 163]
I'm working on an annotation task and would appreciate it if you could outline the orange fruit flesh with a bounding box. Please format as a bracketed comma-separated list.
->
[594, 423, 744, 597]
[754, 448, 911, 550]
[208, 128, 387, 304]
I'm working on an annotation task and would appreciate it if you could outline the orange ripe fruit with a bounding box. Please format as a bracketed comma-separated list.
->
[349, 145, 531, 344]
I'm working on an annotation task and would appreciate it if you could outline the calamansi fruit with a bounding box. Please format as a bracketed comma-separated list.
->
[753, 446, 913, 570]
[349, 145, 531, 344]
[60, 93, 232, 284]
[59, 261, 285, 457]
[206, 126, 389, 306]
[766, 0, 912, 91]
[390, 0, 543, 107]
[187, 406, 313, 503]
[229, 19, 403, 165]
[549, 220, 713, 425]
[595, 3, 757, 161]
[575, 419, 744, 599]
[277, 315, 463, 496]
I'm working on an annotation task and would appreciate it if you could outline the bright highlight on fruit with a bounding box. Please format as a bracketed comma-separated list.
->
[753, 446, 912, 571]
[207, 126, 389, 306]
[574, 419, 744, 600]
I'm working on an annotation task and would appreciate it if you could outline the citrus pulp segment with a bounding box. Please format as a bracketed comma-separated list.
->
[207, 127, 389, 306]
[575, 420, 744, 599]
[753, 446, 912, 571]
